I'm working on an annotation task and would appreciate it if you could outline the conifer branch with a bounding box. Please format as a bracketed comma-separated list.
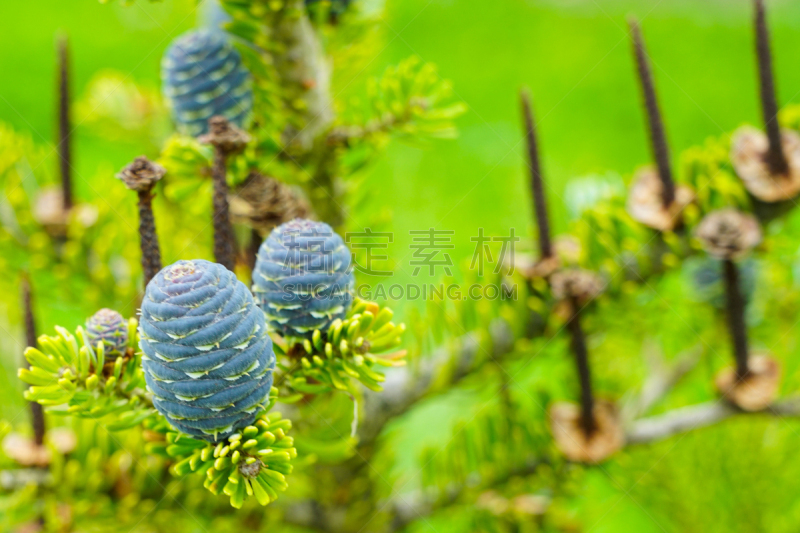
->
[626, 397, 800, 445]
[754, 0, 789, 175]
[629, 18, 675, 207]
[520, 89, 553, 259]
[359, 319, 514, 445]
[621, 344, 703, 423]
[389, 458, 543, 532]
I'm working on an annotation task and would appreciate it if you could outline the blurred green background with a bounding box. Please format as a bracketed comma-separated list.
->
[5, 0, 800, 530]
[7, 0, 800, 269]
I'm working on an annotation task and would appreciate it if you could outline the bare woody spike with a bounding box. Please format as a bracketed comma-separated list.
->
[628, 18, 675, 208]
[548, 269, 623, 463]
[20, 275, 46, 446]
[695, 209, 762, 378]
[247, 227, 262, 273]
[550, 269, 605, 435]
[57, 35, 73, 211]
[199, 116, 251, 272]
[723, 260, 749, 378]
[565, 296, 596, 434]
[520, 89, 553, 260]
[695, 209, 780, 411]
[754, 0, 789, 176]
[117, 157, 166, 287]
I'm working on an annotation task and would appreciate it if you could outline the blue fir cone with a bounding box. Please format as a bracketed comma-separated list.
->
[161, 29, 253, 137]
[139, 260, 275, 442]
[86, 308, 128, 357]
[252, 219, 355, 340]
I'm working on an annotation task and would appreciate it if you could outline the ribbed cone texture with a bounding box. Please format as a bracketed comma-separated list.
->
[86, 308, 128, 359]
[140, 260, 275, 442]
[162, 30, 253, 137]
[252, 219, 354, 340]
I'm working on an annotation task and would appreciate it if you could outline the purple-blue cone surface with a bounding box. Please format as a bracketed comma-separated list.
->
[161, 29, 252, 137]
[140, 260, 275, 442]
[252, 219, 355, 340]
[86, 308, 128, 360]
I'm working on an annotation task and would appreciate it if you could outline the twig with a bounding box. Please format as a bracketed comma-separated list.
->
[359, 319, 514, 445]
[137, 189, 162, 287]
[621, 343, 703, 423]
[629, 18, 675, 207]
[520, 89, 553, 259]
[626, 397, 800, 445]
[390, 458, 542, 532]
[754, 0, 789, 175]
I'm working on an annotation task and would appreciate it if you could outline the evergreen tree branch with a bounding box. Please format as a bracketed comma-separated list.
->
[626, 397, 800, 445]
[389, 458, 543, 532]
[359, 319, 514, 445]
[620, 344, 703, 423]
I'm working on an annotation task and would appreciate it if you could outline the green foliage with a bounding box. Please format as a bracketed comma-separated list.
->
[0, 121, 144, 313]
[75, 70, 170, 152]
[19, 319, 153, 431]
[146, 405, 296, 509]
[281, 299, 407, 396]
[344, 56, 468, 143]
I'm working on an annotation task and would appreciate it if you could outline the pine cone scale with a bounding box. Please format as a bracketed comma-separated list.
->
[144, 371, 265, 407]
[143, 338, 269, 380]
[253, 219, 355, 340]
[154, 380, 270, 419]
[85, 309, 129, 359]
[162, 30, 253, 136]
[141, 260, 275, 442]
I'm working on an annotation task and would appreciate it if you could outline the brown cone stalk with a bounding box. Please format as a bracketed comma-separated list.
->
[695, 209, 762, 378]
[551, 269, 605, 435]
[21, 275, 45, 446]
[520, 89, 553, 261]
[731, 1, 800, 207]
[723, 259, 749, 377]
[566, 295, 595, 434]
[57, 35, 73, 212]
[629, 18, 675, 208]
[548, 269, 623, 462]
[754, 0, 788, 176]
[199, 116, 251, 272]
[117, 156, 166, 287]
